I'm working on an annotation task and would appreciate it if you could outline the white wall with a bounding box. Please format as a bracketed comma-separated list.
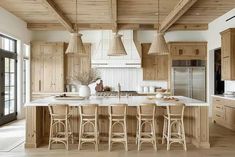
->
[0, 7, 32, 119]
[206, 8, 235, 115]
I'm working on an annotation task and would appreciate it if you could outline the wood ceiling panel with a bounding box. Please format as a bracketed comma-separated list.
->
[177, 0, 235, 23]
[0, 0, 57, 23]
[54, 0, 112, 23]
[118, 0, 180, 24]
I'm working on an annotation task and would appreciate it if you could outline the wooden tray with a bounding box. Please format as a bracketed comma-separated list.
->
[54, 96, 85, 100]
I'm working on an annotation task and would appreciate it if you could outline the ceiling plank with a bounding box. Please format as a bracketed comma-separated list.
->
[41, 0, 74, 32]
[160, 0, 198, 32]
[27, 23, 207, 31]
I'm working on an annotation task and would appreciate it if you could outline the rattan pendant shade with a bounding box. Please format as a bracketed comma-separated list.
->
[65, 33, 85, 54]
[65, 0, 85, 54]
[148, 32, 169, 55]
[108, 34, 127, 56]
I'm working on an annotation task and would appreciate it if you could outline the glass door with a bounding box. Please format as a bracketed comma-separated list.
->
[0, 34, 17, 126]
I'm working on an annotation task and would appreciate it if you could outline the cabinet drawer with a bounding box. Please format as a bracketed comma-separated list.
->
[214, 110, 225, 121]
[214, 103, 224, 112]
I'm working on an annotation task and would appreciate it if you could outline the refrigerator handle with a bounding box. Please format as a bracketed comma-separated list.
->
[189, 68, 193, 98]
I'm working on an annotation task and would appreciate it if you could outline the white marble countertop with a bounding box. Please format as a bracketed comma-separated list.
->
[212, 95, 235, 101]
[25, 96, 208, 107]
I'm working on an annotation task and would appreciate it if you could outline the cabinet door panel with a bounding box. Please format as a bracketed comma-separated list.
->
[225, 106, 235, 127]
[221, 57, 230, 80]
[156, 55, 168, 80]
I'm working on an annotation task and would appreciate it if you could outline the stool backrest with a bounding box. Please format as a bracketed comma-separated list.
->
[79, 104, 98, 117]
[108, 104, 127, 116]
[167, 103, 185, 118]
[48, 104, 69, 116]
[137, 104, 156, 117]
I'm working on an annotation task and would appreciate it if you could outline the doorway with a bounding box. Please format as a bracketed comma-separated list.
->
[214, 49, 224, 94]
[0, 34, 17, 126]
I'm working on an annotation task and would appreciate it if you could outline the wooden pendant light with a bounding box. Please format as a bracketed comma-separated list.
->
[148, 0, 169, 55]
[108, 33, 127, 56]
[66, 0, 85, 54]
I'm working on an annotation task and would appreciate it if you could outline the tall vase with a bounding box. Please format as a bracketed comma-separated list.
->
[79, 85, 91, 98]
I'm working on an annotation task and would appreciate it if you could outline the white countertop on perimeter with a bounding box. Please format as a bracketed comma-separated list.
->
[212, 95, 235, 101]
[25, 96, 208, 107]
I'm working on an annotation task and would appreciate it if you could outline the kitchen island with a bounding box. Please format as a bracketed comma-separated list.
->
[25, 96, 210, 149]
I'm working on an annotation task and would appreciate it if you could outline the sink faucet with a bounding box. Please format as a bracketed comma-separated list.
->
[118, 83, 121, 99]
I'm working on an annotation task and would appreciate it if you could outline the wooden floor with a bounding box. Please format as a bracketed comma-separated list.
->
[0, 122, 235, 157]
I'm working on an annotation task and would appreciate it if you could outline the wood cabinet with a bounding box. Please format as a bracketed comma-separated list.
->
[65, 43, 91, 84]
[31, 42, 65, 93]
[220, 28, 235, 80]
[169, 42, 207, 59]
[142, 43, 169, 81]
[212, 96, 235, 131]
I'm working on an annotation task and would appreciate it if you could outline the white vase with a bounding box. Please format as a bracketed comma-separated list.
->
[79, 85, 91, 98]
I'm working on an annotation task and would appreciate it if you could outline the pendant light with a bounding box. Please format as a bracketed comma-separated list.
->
[66, 0, 85, 54]
[148, 0, 169, 55]
[108, 33, 127, 56]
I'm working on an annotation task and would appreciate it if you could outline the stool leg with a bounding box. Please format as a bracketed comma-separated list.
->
[181, 119, 187, 151]
[48, 118, 53, 150]
[65, 119, 69, 150]
[167, 119, 171, 151]
[152, 119, 157, 151]
[108, 117, 112, 151]
[162, 118, 167, 144]
[124, 117, 128, 151]
[136, 118, 138, 145]
[137, 119, 141, 151]
[95, 119, 99, 152]
[78, 118, 83, 150]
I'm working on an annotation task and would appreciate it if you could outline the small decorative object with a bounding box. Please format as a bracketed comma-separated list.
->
[156, 93, 163, 99]
[73, 69, 100, 98]
[95, 80, 104, 92]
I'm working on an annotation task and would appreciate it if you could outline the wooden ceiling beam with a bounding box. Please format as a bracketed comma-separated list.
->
[110, 0, 117, 32]
[27, 23, 208, 31]
[41, 0, 75, 32]
[168, 23, 208, 31]
[159, 0, 198, 33]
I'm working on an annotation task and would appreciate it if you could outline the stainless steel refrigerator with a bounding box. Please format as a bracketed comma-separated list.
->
[171, 61, 206, 101]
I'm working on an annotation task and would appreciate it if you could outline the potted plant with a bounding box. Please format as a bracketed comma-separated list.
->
[72, 69, 100, 98]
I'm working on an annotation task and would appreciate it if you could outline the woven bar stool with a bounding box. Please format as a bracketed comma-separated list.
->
[108, 104, 128, 151]
[162, 103, 187, 151]
[48, 104, 74, 150]
[78, 104, 99, 151]
[136, 104, 157, 151]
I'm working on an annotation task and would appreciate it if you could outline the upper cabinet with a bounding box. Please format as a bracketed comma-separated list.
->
[31, 42, 65, 93]
[169, 42, 207, 60]
[142, 43, 169, 81]
[65, 43, 91, 84]
[220, 28, 235, 80]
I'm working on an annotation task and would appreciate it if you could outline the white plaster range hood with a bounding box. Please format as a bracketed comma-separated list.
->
[91, 30, 141, 68]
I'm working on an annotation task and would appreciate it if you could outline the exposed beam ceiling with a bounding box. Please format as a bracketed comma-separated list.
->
[27, 23, 207, 31]
[41, 0, 74, 32]
[160, 0, 198, 32]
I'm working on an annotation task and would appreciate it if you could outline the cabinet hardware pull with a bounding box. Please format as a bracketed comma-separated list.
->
[39, 80, 41, 91]
[195, 49, 200, 55]
[216, 100, 220, 102]
[216, 114, 221, 117]
[216, 106, 221, 109]
[179, 49, 183, 55]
